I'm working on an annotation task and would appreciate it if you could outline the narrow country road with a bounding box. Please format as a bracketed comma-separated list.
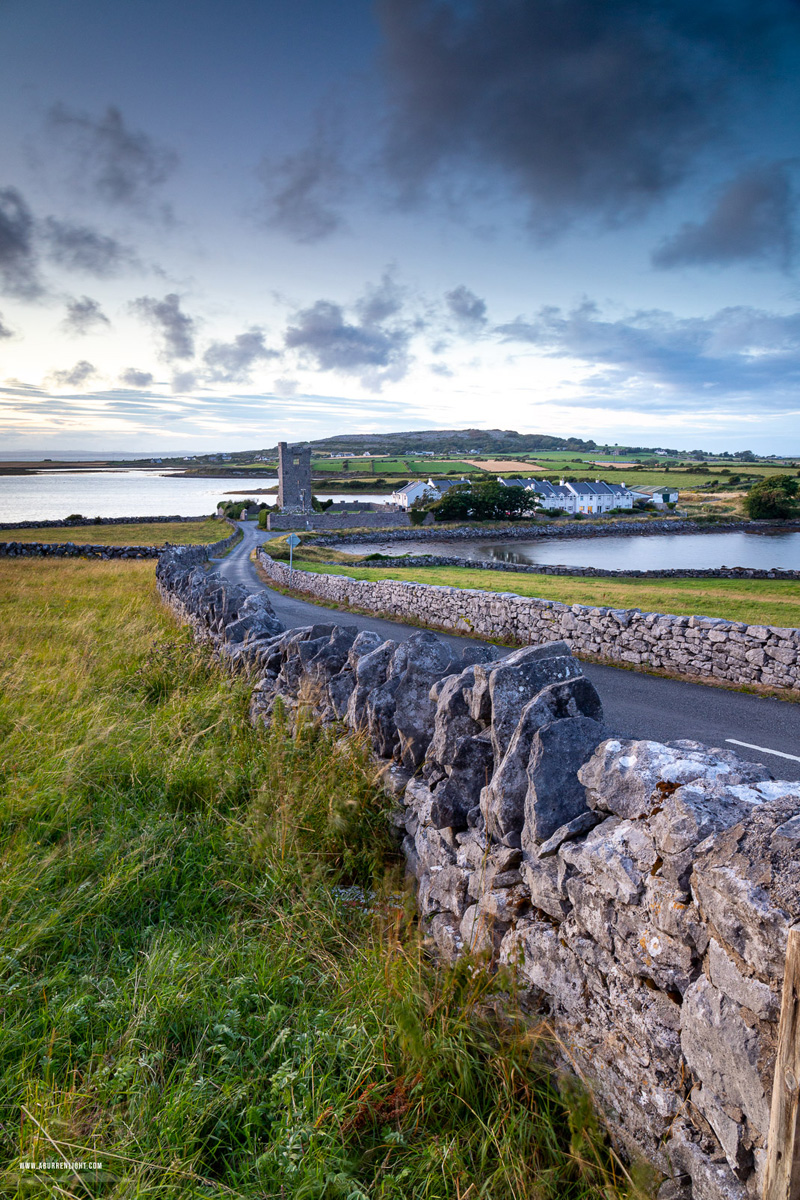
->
[210, 521, 800, 780]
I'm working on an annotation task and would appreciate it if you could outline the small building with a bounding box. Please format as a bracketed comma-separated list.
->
[389, 479, 442, 509]
[629, 485, 679, 506]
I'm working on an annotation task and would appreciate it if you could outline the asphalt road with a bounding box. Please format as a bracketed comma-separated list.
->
[211, 522, 800, 780]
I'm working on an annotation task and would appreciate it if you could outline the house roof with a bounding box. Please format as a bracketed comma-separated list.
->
[629, 484, 679, 496]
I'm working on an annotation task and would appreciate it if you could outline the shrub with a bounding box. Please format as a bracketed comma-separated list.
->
[409, 507, 427, 525]
[743, 474, 799, 520]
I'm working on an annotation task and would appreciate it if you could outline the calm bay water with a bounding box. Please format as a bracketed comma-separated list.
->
[342, 531, 800, 571]
[0, 470, 390, 523]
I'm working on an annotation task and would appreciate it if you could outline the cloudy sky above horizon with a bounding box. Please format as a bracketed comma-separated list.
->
[2, 0, 800, 454]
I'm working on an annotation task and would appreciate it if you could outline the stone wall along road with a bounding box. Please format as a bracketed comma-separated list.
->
[256, 550, 800, 695]
[157, 539, 800, 1200]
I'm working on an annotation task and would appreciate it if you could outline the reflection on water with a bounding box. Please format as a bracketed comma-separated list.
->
[342, 531, 800, 571]
[0, 469, 394, 523]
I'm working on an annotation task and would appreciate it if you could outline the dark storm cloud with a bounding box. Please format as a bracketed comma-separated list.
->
[42, 217, 138, 277]
[50, 360, 97, 387]
[0, 187, 44, 298]
[445, 284, 487, 332]
[652, 162, 797, 270]
[202, 328, 278, 382]
[62, 295, 110, 335]
[48, 104, 178, 210]
[119, 368, 155, 388]
[284, 298, 411, 386]
[376, 0, 800, 232]
[257, 123, 347, 243]
[497, 300, 800, 408]
[130, 293, 196, 360]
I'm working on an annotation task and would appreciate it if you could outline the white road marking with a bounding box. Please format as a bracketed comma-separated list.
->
[725, 738, 800, 763]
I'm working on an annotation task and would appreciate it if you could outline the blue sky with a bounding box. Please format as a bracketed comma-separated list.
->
[1, 0, 800, 453]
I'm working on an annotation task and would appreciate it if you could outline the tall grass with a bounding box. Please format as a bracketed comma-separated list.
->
[3, 518, 226, 546]
[0, 560, 637, 1198]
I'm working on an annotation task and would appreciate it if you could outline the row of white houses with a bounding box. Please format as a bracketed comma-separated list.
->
[390, 476, 679, 514]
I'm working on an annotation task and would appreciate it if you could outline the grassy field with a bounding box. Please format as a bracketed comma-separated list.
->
[297, 562, 800, 628]
[312, 457, 486, 476]
[1, 518, 227, 545]
[0, 558, 632, 1198]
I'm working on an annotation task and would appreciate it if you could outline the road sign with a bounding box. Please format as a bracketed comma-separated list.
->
[286, 532, 301, 571]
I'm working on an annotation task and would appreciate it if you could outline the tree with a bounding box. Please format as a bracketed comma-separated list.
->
[743, 474, 799, 520]
[429, 482, 541, 522]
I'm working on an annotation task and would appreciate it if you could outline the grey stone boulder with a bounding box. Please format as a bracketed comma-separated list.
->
[223, 592, 283, 644]
[469, 640, 577, 748]
[482, 676, 603, 843]
[345, 638, 395, 731]
[459, 903, 507, 957]
[347, 629, 385, 665]
[365, 677, 402, 759]
[681, 975, 771, 1141]
[521, 847, 572, 919]
[690, 787, 800, 976]
[705, 939, 778, 1020]
[419, 863, 470, 919]
[559, 814, 658, 904]
[427, 913, 464, 962]
[579, 739, 773, 821]
[429, 732, 494, 830]
[328, 669, 356, 720]
[301, 625, 358, 678]
[425, 666, 483, 773]
[361, 633, 453, 759]
[666, 1119, 750, 1200]
[522, 716, 606, 845]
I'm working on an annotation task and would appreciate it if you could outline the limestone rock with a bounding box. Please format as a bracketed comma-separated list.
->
[522, 716, 606, 845]
[681, 976, 771, 1139]
[579, 739, 772, 821]
[482, 676, 603, 843]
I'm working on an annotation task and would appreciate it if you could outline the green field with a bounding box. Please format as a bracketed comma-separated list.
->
[311, 456, 485, 476]
[0, 557, 625, 1198]
[1, 518, 227, 545]
[296, 562, 800, 628]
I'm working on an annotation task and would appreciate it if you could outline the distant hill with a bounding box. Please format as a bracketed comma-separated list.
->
[264, 429, 598, 455]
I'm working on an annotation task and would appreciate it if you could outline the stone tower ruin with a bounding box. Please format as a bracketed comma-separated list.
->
[277, 442, 312, 513]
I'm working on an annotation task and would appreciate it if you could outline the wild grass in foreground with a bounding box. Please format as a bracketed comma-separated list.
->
[2, 518, 226, 546]
[0, 560, 640, 1199]
[299, 562, 800, 628]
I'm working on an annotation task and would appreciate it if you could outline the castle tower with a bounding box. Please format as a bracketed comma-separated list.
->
[277, 442, 312, 513]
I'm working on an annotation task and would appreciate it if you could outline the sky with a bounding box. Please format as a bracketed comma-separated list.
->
[1, 0, 800, 455]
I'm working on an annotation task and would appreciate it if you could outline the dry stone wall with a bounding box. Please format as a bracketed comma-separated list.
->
[268, 510, 411, 531]
[257, 551, 800, 693]
[331, 553, 800, 582]
[156, 543, 800, 1200]
[0, 541, 162, 558]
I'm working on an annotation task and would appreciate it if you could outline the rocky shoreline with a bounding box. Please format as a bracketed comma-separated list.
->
[314, 515, 800, 547]
[322, 553, 800, 581]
